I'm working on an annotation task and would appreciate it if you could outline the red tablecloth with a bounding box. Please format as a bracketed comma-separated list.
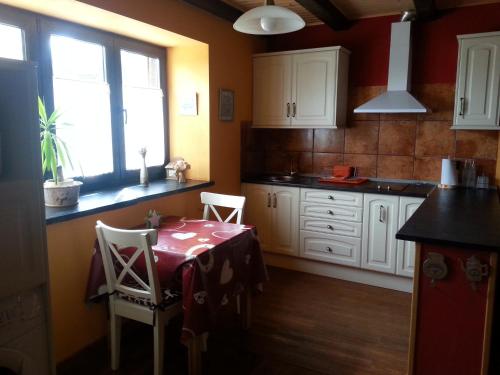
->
[85, 216, 268, 341]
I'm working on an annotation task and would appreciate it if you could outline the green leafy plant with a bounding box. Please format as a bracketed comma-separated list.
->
[39, 97, 73, 184]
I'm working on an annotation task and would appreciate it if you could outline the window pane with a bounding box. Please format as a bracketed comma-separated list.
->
[121, 50, 165, 170]
[50, 35, 113, 178]
[0, 22, 25, 60]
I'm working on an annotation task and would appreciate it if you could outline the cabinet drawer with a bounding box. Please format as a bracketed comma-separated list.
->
[300, 202, 362, 222]
[300, 230, 361, 267]
[301, 188, 363, 207]
[300, 216, 362, 238]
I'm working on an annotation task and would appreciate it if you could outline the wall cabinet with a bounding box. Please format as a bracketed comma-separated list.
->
[453, 31, 500, 130]
[242, 184, 299, 256]
[396, 197, 424, 277]
[253, 46, 350, 129]
[361, 194, 399, 274]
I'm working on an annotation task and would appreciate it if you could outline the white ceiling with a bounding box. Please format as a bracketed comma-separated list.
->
[223, 0, 500, 24]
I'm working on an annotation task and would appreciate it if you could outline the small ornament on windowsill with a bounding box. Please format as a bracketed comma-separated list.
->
[139, 147, 149, 186]
[165, 158, 191, 183]
[145, 209, 162, 229]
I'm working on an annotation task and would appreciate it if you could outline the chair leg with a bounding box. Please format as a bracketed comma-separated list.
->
[110, 313, 122, 371]
[201, 332, 209, 353]
[236, 295, 241, 315]
[188, 336, 202, 375]
[153, 314, 165, 375]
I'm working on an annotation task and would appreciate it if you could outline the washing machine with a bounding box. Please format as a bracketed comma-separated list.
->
[0, 288, 50, 375]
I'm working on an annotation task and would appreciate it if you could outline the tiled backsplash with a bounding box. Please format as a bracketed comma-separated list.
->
[241, 83, 499, 182]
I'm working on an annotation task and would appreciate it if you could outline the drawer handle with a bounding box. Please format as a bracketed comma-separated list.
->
[328, 195, 334, 200]
[267, 193, 271, 208]
[379, 205, 385, 223]
[326, 247, 333, 253]
[327, 210, 334, 215]
[327, 224, 334, 231]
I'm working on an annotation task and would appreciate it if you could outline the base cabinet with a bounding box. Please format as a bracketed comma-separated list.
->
[396, 197, 424, 277]
[242, 184, 299, 256]
[361, 194, 399, 274]
[243, 183, 424, 283]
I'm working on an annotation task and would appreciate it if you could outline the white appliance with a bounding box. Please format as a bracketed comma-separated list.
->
[354, 21, 428, 113]
[0, 58, 53, 374]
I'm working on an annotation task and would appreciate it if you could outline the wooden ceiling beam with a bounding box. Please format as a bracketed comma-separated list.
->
[181, 0, 243, 23]
[413, 0, 437, 21]
[294, 0, 351, 30]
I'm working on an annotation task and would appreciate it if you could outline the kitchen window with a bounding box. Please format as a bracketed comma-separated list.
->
[39, 19, 168, 191]
[0, 22, 25, 60]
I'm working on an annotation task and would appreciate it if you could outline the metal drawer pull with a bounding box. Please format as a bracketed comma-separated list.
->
[328, 195, 334, 200]
[292, 102, 296, 117]
[459, 97, 465, 117]
[327, 210, 334, 215]
[286, 102, 290, 118]
[326, 247, 333, 253]
[267, 193, 271, 208]
[327, 224, 334, 230]
[273, 193, 277, 208]
[379, 205, 385, 223]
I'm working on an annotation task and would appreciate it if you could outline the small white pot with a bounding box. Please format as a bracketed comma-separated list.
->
[43, 179, 83, 207]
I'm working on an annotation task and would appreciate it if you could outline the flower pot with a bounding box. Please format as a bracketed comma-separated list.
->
[43, 179, 83, 207]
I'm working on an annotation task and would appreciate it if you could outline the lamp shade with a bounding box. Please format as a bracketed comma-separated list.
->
[233, 5, 305, 35]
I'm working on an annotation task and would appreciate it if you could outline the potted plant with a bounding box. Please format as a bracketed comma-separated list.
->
[39, 97, 82, 207]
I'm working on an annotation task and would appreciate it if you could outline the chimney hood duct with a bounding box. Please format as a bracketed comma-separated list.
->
[354, 21, 428, 114]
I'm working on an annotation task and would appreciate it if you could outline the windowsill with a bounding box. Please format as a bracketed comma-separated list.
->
[45, 179, 214, 225]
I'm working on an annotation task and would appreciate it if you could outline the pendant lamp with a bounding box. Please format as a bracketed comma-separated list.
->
[233, 0, 305, 35]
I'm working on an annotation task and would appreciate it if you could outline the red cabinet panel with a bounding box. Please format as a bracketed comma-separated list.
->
[411, 245, 496, 375]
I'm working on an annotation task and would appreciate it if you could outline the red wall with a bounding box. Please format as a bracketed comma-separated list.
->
[267, 3, 500, 86]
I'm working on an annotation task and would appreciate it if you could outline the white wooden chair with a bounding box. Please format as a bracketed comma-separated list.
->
[200, 192, 246, 224]
[95, 220, 182, 375]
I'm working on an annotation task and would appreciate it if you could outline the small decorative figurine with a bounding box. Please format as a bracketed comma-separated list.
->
[145, 209, 162, 229]
[171, 159, 190, 183]
[139, 147, 149, 186]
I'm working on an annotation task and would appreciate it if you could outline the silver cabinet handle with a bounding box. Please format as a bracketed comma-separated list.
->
[273, 193, 277, 208]
[327, 210, 334, 215]
[328, 195, 334, 200]
[459, 97, 465, 117]
[326, 247, 333, 253]
[292, 102, 296, 117]
[286, 103, 290, 118]
[379, 205, 385, 223]
[327, 225, 334, 231]
[267, 193, 271, 208]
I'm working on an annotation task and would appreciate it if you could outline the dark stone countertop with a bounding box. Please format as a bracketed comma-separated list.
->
[396, 188, 500, 251]
[242, 175, 436, 198]
[45, 179, 214, 225]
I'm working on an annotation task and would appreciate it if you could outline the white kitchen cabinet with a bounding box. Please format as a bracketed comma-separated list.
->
[300, 230, 361, 267]
[253, 55, 292, 127]
[361, 194, 399, 274]
[453, 31, 500, 130]
[242, 183, 299, 256]
[396, 197, 424, 277]
[242, 184, 273, 250]
[253, 46, 349, 129]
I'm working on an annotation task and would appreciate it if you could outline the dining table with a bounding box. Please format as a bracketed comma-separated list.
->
[85, 215, 268, 373]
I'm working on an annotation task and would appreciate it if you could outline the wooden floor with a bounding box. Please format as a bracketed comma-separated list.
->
[58, 267, 412, 375]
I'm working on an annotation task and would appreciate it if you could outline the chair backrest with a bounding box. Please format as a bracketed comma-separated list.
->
[95, 221, 162, 305]
[200, 192, 246, 224]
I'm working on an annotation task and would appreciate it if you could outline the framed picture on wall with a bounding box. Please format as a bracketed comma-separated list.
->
[219, 89, 234, 121]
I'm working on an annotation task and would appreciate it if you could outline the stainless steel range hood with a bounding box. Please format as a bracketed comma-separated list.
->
[354, 21, 428, 114]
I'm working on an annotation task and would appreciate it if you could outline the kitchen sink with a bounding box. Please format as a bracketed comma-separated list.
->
[262, 175, 302, 183]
